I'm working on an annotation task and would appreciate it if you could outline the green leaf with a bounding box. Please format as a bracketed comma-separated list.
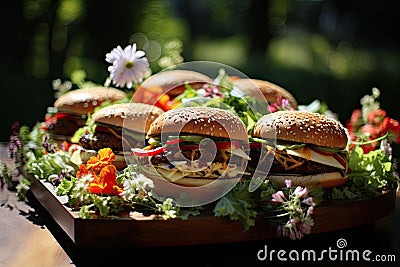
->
[213, 193, 256, 231]
[56, 177, 76, 196]
[331, 144, 399, 200]
[79, 205, 94, 219]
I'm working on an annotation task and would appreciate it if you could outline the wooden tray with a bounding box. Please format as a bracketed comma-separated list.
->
[29, 177, 397, 248]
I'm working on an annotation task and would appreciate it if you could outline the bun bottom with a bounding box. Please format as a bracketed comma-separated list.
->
[170, 177, 234, 187]
[139, 166, 240, 204]
[141, 167, 238, 187]
[267, 172, 348, 189]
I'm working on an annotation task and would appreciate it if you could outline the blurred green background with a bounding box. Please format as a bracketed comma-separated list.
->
[1, 0, 400, 142]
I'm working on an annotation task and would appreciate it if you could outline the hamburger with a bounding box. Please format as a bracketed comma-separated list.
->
[132, 69, 213, 110]
[76, 102, 164, 170]
[44, 87, 127, 143]
[249, 110, 350, 188]
[131, 106, 251, 187]
[232, 78, 298, 110]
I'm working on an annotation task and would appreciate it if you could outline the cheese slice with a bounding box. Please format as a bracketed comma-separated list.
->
[156, 168, 186, 182]
[229, 148, 251, 160]
[153, 161, 246, 182]
[286, 147, 345, 169]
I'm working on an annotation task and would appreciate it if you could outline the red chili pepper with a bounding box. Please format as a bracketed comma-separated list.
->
[55, 112, 74, 120]
[131, 146, 166, 157]
[178, 141, 242, 151]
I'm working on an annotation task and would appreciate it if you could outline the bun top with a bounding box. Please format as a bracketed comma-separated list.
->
[252, 110, 348, 149]
[91, 103, 164, 133]
[137, 69, 213, 97]
[54, 87, 127, 115]
[232, 78, 298, 109]
[147, 106, 248, 142]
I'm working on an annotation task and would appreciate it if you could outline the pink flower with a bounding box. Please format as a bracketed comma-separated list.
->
[268, 97, 294, 113]
[367, 109, 386, 125]
[293, 186, 308, 199]
[271, 191, 286, 204]
[361, 124, 381, 139]
[302, 197, 315, 207]
[347, 109, 363, 132]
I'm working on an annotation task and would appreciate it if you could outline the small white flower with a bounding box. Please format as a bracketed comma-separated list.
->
[105, 44, 149, 88]
[134, 174, 154, 192]
[120, 179, 136, 201]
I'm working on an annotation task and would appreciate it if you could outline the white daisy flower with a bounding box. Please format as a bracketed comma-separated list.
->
[105, 44, 149, 88]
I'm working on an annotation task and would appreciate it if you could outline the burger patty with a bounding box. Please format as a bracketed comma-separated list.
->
[249, 148, 341, 175]
[79, 131, 142, 152]
[269, 158, 339, 174]
[47, 118, 85, 136]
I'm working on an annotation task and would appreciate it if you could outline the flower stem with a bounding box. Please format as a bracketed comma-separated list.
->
[350, 132, 389, 145]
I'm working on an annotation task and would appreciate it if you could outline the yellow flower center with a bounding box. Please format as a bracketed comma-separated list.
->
[125, 61, 134, 69]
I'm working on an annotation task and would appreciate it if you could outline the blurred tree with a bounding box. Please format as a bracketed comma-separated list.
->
[1, 0, 399, 143]
[245, 0, 272, 56]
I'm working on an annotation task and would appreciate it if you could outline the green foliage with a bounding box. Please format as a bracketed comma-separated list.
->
[327, 146, 399, 200]
[175, 69, 262, 133]
[213, 192, 257, 231]
[24, 150, 78, 181]
[70, 69, 99, 89]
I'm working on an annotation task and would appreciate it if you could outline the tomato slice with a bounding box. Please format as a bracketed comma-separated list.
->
[131, 146, 165, 157]
[249, 142, 262, 148]
[215, 141, 242, 149]
[132, 139, 244, 156]
[179, 144, 200, 150]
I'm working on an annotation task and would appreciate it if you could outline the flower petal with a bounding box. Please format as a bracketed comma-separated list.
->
[105, 44, 150, 89]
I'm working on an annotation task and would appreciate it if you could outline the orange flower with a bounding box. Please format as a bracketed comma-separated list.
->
[77, 163, 93, 178]
[89, 164, 122, 195]
[86, 148, 115, 173]
[75, 148, 122, 196]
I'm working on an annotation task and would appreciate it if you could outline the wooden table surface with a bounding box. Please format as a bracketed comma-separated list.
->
[1, 143, 400, 267]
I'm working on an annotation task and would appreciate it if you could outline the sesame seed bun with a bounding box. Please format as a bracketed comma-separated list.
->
[250, 110, 349, 189]
[78, 103, 164, 171]
[91, 103, 164, 134]
[253, 110, 348, 149]
[54, 87, 127, 115]
[137, 69, 213, 98]
[147, 106, 248, 142]
[233, 78, 298, 109]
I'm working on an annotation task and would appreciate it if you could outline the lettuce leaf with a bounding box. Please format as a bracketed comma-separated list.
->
[327, 146, 399, 200]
